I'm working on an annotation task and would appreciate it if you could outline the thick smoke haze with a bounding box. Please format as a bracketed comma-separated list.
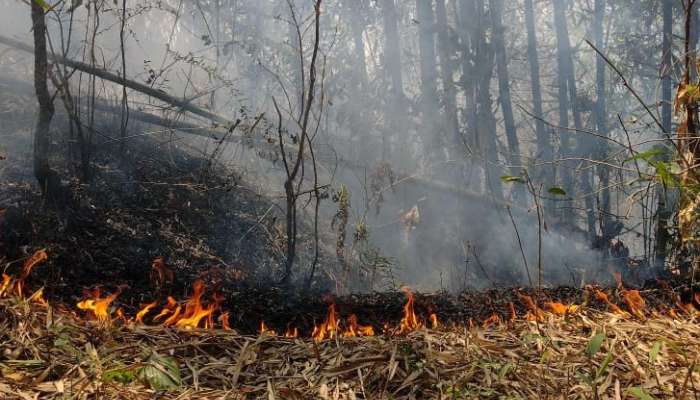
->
[0, 0, 679, 291]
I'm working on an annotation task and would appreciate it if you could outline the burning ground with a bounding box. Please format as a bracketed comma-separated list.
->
[0, 250, 700, 399]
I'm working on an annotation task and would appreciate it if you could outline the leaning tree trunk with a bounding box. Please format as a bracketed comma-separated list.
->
[31, 1, 56, 197]
[489, 0, 525, 201]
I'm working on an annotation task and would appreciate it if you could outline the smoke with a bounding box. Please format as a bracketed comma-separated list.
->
[0, 0, 674, 291]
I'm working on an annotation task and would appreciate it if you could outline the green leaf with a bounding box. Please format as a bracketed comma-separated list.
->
[501, 175, 525, 184]
[547, 186, 567, 196]
[585, 332, 605, 358]
[595, 352, 613, 379]
[649, 341, 662, 363]
[625, 148, 665, 163]
[33, 0, 51, 11]
[104, 369, 135, 385]
[627, 386, 656, 400]
[136, 352, 181, 391]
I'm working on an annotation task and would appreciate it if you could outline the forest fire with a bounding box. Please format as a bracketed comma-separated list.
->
[77, 287, 123, 323]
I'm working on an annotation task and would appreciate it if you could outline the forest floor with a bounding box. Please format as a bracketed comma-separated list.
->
[0, 292, 699, 399]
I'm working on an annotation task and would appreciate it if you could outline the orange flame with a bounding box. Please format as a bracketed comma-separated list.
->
[518, 293, 544, 321]
[398, 288, 422, 334]
[482, 313, 501, 328]
[153, 296, 178, 322]
[174, 280, 214, 330]
[508, 302, 517, 322]
[28, 287, 48, 307]
[135, 301, 157, 324]
[259, 321, 276, 336]
[219, 312, 232, 330]
[0, 273, 12, 297]
[15, 249, 48, 298]
[429, 313, 439, 329]
[284, 326, 299, 338]
[622, 289, 646, 319]
[342, 314, 375, 337]
[312, 303, 339, 341]
[546, 301, 579, 315]
[76, 287, 122, 323]
[594, 290, 625, 315]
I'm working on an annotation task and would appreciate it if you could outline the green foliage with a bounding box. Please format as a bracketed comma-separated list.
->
[500, 175, 525, 184]
[104, 368, 136, 385]
[627, 386, 656, 400]
[33, 0, 51, 11]
[649, 341, 662, 363]
[547, 186, 567, 196]
[585, 332, 606, 358]
[136, 352, 181, 391]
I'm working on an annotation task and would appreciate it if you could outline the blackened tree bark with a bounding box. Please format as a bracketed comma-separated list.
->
[524, 0, 551, 191]
[31, 1, 57, 197]
[489, 0, 524, 201]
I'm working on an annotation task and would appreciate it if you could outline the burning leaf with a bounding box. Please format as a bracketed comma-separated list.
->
[622, 289, 646, 319]
[136, 352, 181, 391]
[174, 281, 213, 330]
[219, 312, 232, 330]
[594, 290, 625, 315]
[154, 296, 178, 322]
[517, 293, 544, 321]
[545, 301, 579, 315]
[284, 326, 299, 338]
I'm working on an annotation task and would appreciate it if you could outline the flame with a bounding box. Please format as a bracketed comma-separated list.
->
[115, 307, 129, 323]
[342, 314, 375, 337]
[219, 312, 232, 330]
[508, 302, 517, 322]
[284, 326, 299, 338]
[594, 290, 625, 315]
[546, 301, 579, 315]
[622, 289, 646, 319]
[153, 296, 178, 321]
[135, 301, 157, 324]
[482, 313, 501, 328]
[517, 293, 544, 321]
[174, 280, 214, 330]
[15, 249, 48, 298]
[76, 287, 121, 323]
[28, 287, 48, 307]
[0, 273, 12, 297]
[312, 303, 339, 341]
[205, 292, 225, 329]
[398, 288, 422, 334]
[259, 321, 276, 336]
[162, 305, 182, 326]
[429, 313, 439, 329]
[151, 257, 174, 290]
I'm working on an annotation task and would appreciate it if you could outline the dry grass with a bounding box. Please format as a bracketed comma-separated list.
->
[0, 297, 698, 399]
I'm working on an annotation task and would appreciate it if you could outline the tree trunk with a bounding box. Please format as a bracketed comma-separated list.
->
[594, 0, 612, 239]
[435, 0, 461, 164]
[523, 0, 551, 192]
[552, 0, 576, 224]
[380, 0, 404, 161]
[31, 2, 57, 197]
[415, 0, 441, 160]
[489, 0, 524, 201]
[655, 0, 674, 269]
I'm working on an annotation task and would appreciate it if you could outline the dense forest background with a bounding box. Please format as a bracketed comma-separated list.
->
[0, 0, 695, 293]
